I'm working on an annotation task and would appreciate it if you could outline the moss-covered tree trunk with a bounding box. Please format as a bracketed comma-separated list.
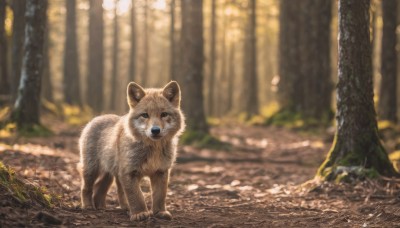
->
[180, 0, 208, 133]
[317, 0, 398, 180]
[11, 0, 47, 129]
[378, 0, 397, 123]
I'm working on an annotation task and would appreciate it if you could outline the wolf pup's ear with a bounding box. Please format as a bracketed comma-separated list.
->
[127, 82, 146, 108]
[162, 81, 181, 107]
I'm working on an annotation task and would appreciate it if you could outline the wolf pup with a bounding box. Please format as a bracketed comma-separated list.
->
[78, 81, 185, 221]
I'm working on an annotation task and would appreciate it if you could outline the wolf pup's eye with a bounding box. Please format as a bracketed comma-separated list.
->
[161, 112, 169, 118]
[140, 113, 149, 118]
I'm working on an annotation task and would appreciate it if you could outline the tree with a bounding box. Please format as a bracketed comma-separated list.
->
[241, 0, 258, 118]
[207, 0, 216, 116]
[129, 0, 136, 83]
[226, 43, 235, 114]
[11, 0, 47, 129]
[87, 0, 104, 113]
[317, 0, 398, 180]
[300, 0, 332, 120]
[41, 16, 53, 102]
[141, 0, 149, 86]
[169, 0, 177, 81]
[274, 0, 332, 125]
[10, 0, 26, 102]
[180, 0, 208, 133]
[277, 0, 299, 112]
[110, 0, 119, 111]
[63, 0, 81, 106]
[0, 0, 9, 100]
[378, 0, 397, 123]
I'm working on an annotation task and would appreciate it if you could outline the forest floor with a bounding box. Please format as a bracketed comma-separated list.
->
[0, 118, 400, 227]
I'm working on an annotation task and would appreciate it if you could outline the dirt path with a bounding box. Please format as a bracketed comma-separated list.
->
[1, 125, 399, 227]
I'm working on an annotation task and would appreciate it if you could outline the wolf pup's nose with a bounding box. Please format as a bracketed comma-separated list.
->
[151, 126, 161, 135]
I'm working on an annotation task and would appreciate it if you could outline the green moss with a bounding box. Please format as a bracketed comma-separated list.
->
[0, 162, 54, 207]
[18, 124, 53, 137]
[180, 130, 231, 150]
[317, 130, 399, 181]
[265, 109, 333, 129]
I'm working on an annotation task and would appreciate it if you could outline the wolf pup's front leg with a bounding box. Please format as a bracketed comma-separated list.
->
[119, 172, 152, 221]
[150, 169, 172, 220]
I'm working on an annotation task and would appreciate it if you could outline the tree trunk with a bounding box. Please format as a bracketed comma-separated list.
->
[169, 0, 176, 81]
[41, 17, 53, 102]
[0, 0, 9, 98]
[378, 0, 397, 122]
[141, 0, 149, 86]
[63, 0, 81, 106]
[207, 0, 216, 116]
[10, 0, 26, 102]
[276, 0, 332, 124]
[277, 0, 301, 113]
[11, 0, 47, 128]
[129, 0, 136, 82]
[241, 0, 259, 118]
[317, 0, 398, 180]
[226, 43, 235, 114]
[218, 5, 227, 117]
[300, 0, 332, 120]
[180, 0, 208, 133]
[110, 0, 119, 111]
[87, 0, 104, 113]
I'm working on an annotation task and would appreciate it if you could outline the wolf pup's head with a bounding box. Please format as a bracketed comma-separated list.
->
[126, 81, 185, 142]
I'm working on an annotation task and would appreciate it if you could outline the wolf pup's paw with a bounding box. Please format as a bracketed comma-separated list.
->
[154, 211, 172, 220]
[130, 211, 152, 221]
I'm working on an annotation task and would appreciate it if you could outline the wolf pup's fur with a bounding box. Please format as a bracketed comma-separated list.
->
[78, 81, 185, 221]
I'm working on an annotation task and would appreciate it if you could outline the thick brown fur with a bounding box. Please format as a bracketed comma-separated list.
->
[78, 81, 185, 221]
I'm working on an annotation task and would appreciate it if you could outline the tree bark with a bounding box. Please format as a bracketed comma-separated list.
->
[180, 0, 208, 133]
[241, 0, 259, 118]
[226, 43, 235, 114]
[129, 0, 136, 82]
[207, 0, 216, 116]
[11, 0, 47, 128]
[41, 17, 53, 102]
[87, 0, 104, 113]
[10, 0, 26, 102]
[110, 0, 119, 111]
[277, 0, 301, 112]
[63, 0, 81, 106]
[378, 0, 397, 122]
[300, 0, 332, 119]
[0, 0, 9, 98]
[218, 5, 227, 117]
[141, 0, 149, 86]
[169, 0, 176, 81]
[318, 0, 398, 179]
